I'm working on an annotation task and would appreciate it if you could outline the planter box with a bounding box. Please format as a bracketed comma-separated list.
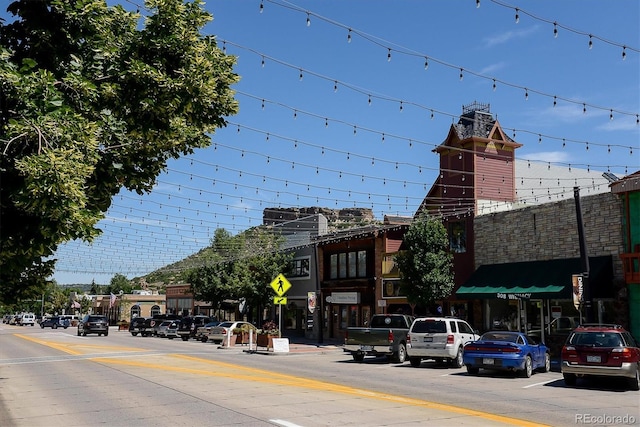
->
[256, 334, 277, 349]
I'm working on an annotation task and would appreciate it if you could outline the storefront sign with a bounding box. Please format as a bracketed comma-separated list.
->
[325, 292, 360, 304]
[496, 292, 532, 300]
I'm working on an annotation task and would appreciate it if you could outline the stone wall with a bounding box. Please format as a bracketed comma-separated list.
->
[474, 191, 624, 280]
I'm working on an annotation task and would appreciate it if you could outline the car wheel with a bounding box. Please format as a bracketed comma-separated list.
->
[394, 343, 407, 363]
[628, 366, 640, 391]
[352, 352, 365, 362]
[77, 329, 81, 336]
[563, 373, 577, 386]
[466, 366, 479, 375]
[104, 331, 108, 337]
[131, 332, 138, 336]
[201, 337, 208, 343]
[40, 324, 45, 329]
[63, 326, 68, 329]
[181, 336, 189, 341]
[541, 352, 551, 373]
[409, 357, 421, 368]
[452, 346, 464, 368]
[83, 331, 87, 336]
[520, 356, 533, 378]
[52, 324, 57, 329]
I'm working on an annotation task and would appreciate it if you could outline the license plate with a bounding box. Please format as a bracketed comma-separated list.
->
[424, 337, 433, 342]
[587, 355, 601, 363]
[483, 358, 494, 365]
[361, 345, 373, 351]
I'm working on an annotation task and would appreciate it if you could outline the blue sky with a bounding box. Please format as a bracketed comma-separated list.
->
[50, 0, 639, 284]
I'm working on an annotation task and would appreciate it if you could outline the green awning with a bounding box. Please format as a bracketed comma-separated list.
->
[456, 256, 613, 300]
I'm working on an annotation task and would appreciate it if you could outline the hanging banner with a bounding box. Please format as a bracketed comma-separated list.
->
[307, 292, 317, 314]
[572, 274, 583, 311]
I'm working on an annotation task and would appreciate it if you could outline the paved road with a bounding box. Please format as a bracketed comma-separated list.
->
[1, 324, 638, 426]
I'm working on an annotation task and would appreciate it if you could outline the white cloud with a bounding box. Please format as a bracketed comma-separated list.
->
[519, 151, 570, 163]
[483, 25, 539, 48]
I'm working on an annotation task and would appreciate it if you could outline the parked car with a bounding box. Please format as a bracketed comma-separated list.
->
[77, 315, 109, 336]
[129, 317, 153, 337]
[343, 314, 414, 363]
[197, 320, 223, 342]
[156, 320, 179, 339]
[3, 314, 13, 324]
[561, 324, 640, 391]
[177, 316, 216, 341]
[406, 317, 480, 368]
[463, 331, 550, 377]
[207, 321, 256, 345]
[40, 316, 70, 329]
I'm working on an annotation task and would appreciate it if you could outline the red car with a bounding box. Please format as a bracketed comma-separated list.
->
[561, 324, 640, 391]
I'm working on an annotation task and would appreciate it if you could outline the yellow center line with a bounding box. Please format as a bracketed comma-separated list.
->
[13, 334, 145, 355]
[96, 354, 546, 427]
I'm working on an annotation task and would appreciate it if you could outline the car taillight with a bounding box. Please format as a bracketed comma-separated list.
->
[388, 330, 394, 343]
[447, 334, 454, 344]
[561, 346, 577, 361]
[221, 328, 227, 334]
[500, 346, 520, 353]
[612, 347, 639, 362]
[407, 333, 411, 344]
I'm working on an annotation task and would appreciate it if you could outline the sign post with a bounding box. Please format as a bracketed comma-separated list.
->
[270, 273, 292, 337]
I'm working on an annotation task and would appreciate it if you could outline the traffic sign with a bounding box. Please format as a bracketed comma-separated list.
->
[273, 296, 288, 305]
[270, 273, 291, 297]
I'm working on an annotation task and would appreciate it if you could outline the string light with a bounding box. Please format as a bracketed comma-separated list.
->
[459, 68, 464, 81]
[306, 12, 310, 27]
[525, 88, 528, 100]
[553, 22, 558, 38]
[622, 46, 627, 60]
[259, 0, 263, 13]
[347, 28, 352, 43]
[515, 8, 519, 23]
[476, 0, 480, 8]
[588, 35, 593, 50]
[424, 57, 429, 70]
[492, 79, 496, 91]
[387, 48, 392, 62]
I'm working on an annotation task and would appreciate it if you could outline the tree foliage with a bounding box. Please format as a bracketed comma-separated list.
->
[187, 227, 293, 319]
[0, 0, 239, 303]
[395, 213, 455, 307]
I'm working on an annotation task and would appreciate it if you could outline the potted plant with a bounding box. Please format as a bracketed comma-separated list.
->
[257, 320, 280, 349]
[234, 323, 253, 345]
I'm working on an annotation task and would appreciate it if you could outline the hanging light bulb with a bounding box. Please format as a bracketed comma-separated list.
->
[334, 81, 338, 92]
[399, 101, 403, 112]
[476, 0, 480, 8]
[430, 110, 434, 120]
[553, 96, 557, 107]
[368, 95, 372, 105]
[306, 12, 310, 27]
[492, 79, 496, 91]
[622, 46, 627, 60]
[538, 134, 542, 144]
[588, 35, 593, 50]
[524, 88, 528, 100]
[583, 103, 587, 114]
[610, 110, 614, 120]
[424, 57, 429, 70]
[261, 56, 265, 67]
[259, 1, 263, 13]
[553, 22, 558, 38]
[387, 48, 392, 62]
[347, 29, 352, 43]
[515, 8, 519, 23]
[222, 41, 226, 54]
[299, 69, 303, 81]
[459, 68, 464, 81]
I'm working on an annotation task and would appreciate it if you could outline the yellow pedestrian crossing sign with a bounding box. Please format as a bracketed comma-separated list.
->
[274, 297, 287, 305]
[270, 273, 291, 297]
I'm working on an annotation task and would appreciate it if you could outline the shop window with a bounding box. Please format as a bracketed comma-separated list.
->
[151, 305, 161, 316]
[448, 221, 466, 253]
[328, 250, 369, 279]
[290, 257, 310, 279]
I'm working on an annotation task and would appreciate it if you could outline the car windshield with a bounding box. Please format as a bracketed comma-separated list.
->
[412, 320, 446, 333]
[571, 332, 623, 347]
[217, 322, 234, 328]
[481, 332, 519, 343]
[88, 316, 105, 322]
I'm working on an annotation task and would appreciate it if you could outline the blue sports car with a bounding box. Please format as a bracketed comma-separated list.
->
[463, 331, 550, 377]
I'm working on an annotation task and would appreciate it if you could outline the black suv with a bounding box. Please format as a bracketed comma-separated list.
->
[129, 317, 153, 337]
[177, 316, 216, 341]
[77, 315, 109, 336]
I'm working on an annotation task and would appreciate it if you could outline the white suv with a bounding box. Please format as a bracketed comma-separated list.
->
[407, 317, 480, 368]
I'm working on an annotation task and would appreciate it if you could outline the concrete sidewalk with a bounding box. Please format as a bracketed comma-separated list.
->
[216, 335, 344, 355]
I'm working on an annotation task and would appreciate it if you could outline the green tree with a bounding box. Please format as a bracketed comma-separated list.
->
[187, 227, 293, 320]
[107, 273, 132, 295]
[0, 0, 239, 303]
[395, 213, 455, 307]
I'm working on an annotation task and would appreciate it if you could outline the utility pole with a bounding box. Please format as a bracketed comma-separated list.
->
[574, 187, 593, 323]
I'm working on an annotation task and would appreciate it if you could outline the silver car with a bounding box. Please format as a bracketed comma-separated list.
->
[406, 317, 479, 368]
